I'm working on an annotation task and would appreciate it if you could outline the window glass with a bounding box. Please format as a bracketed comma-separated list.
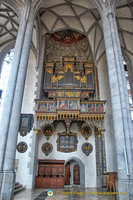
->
[0, 49, 14, 119]
[124, 61, 133, 120]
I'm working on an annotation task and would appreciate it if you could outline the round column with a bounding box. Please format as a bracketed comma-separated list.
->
[101, 7, 133, 199]
[0, 18, 27, 189]
[0, 14, 34, 200]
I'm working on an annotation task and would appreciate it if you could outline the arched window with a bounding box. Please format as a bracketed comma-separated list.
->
[124, 60, 133, 120]
[0, 49, 14, 119]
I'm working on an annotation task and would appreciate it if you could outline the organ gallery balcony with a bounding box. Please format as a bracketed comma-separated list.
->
[35, 99, 105, 121]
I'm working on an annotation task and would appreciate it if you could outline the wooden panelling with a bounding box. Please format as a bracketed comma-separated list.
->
[36, 159, 65, 188]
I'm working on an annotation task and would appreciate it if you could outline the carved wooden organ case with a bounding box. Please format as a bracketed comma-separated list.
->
[44, 55, 98, 100]
[35, 55, 105, 122]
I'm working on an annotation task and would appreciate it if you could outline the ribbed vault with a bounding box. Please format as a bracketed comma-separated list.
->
[0, 3, 19, 49]
[0, 0, 132, 65]
[116, 0, 133, 57]
[39, 0, 103, 63]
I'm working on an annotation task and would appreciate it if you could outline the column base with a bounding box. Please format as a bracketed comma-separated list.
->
[97, 175, 102, 188]
[116, 179, 133, 200]
[0, 171, 15, 200]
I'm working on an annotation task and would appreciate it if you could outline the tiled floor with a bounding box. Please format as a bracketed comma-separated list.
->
[14, 187, 117, 200]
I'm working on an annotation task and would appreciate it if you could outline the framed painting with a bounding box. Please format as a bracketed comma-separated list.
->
[19, 114, 33, 133]
[38, 102, 47, 112]
[58, 100, 68, 109]
[96, 104, 104, 112]
[48, 102, 57, 112]
[80, 103, 87, 112]
[56, 133, 78, 152]
[69, 100, 79, 110]
[88, 104, 95, 112]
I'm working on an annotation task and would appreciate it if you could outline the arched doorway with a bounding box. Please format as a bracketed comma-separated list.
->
[65, 157, 85, 187]
[65, 162, 70, 185]
[73, 164, 80, 185]
[65, 161, 80, 185]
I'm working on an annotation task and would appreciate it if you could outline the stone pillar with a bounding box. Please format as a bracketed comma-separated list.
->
[36, 36, 45, 99]
[101, 131, 107, 187]
[0, 14, 34, 200]
[0, 18, 27, 190]
[101, 7, 133, 200]
[95, 130, 102, 188]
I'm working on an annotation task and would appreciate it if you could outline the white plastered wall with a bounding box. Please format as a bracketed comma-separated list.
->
[15, 49, 38, 188]
[97, 54, 117, 172]
[37, 122, 97, 188]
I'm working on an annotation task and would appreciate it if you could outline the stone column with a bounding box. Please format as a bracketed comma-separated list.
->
[36, 35, 45, 99]
[101, 7, 133, 200]
[0, 14, 34, 200]
[95, 131, 103, 188]
[100, 131, 107, 187]
[0, 18, 27, 190]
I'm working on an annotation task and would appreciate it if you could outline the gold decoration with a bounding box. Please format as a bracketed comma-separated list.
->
[86, 70, 92, 74]
[57, 92, 62, 97]
[43, 125, 54, 140]
[52, 75, 57, 83]
[74, 75, 80, 80]
[98, 134, 101, 138]
[65, 64, 73, 72]
[65, 92, 73, 97]
[63, 56, 75, 62]
[35, 100, 105, 121]
[81, 126, 92, 140]
[58, 75, 64, 80]
[81, 75, 86, 83]
[45, 62, 54, 67]
[46, 69, 52, 74]
[34, 129, 39, 134]
[58, 70, 64, 73]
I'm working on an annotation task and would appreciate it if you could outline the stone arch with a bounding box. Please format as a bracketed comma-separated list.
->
[33, 0, 103, 22]
[86, 121, 104, 131]
[55, 121, 66, 133]
[114, 0, 121, 10]
[0, 0, 21, 18]
[70, 121, 79, 134]
[65, 156, 85, 187]
[0, 42, 15, 74]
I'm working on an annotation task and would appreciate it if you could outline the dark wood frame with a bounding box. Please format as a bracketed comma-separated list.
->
[19, 114, 33, 132]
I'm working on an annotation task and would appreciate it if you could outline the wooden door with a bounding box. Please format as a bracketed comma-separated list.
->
[65, 162, 70, 185]
[73, 165, 80, 184]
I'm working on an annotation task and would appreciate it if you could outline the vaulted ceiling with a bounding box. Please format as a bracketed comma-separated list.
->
[116, 0, 133, 56]
[0, 4, 19, 48]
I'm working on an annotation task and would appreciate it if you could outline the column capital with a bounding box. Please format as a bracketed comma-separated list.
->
[101, 6, 115, 19]
[34, 129, 39, 134]
[107, 12, 115, 18]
